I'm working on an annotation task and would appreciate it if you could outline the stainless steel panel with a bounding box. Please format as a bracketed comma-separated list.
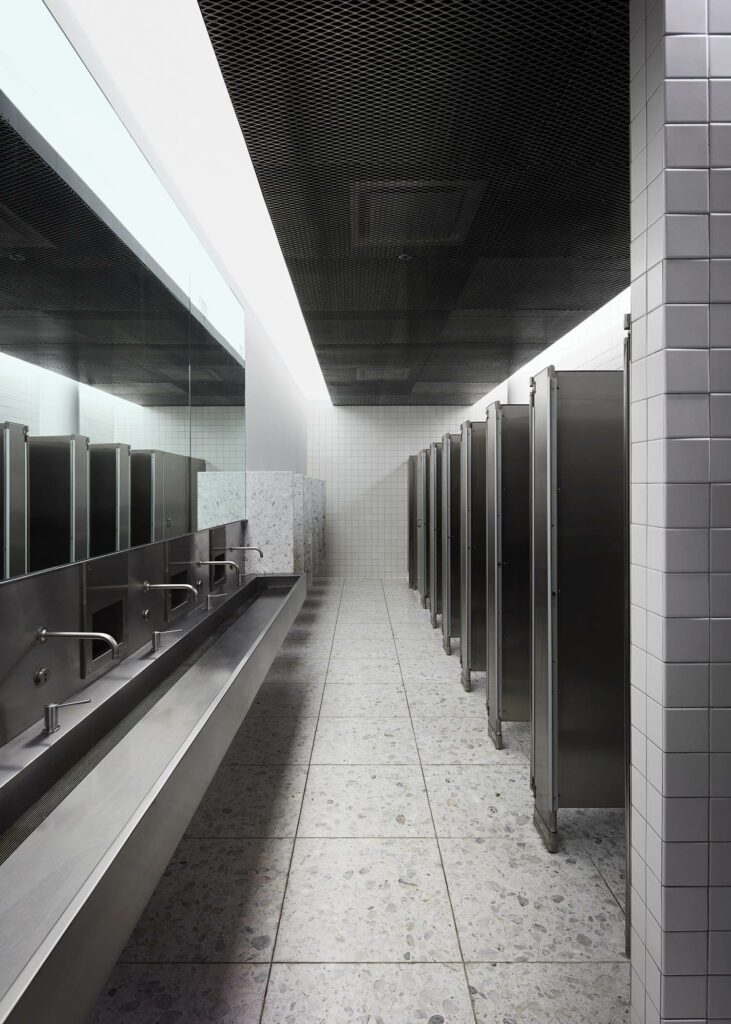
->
[0, 422, 27, 579]
[416, 449, 430, 608]
[531, 367, 625, 852]
[407, 455, 417, 589]
[89, 444, 131, 557]
[459, 420, 486, 690]
[441, 432, 461, 653]
[487, 403, 530, 749]
[0, 574, 306, 1024]
[165, 530, 210, 622]
[189, 457, 207, 532]
[428, 441, 442, 627]
[28, 435, 89, 572]
[83, 552, 129, 680]
[131, 450, 165, 546]
[162, 452, 190, 539]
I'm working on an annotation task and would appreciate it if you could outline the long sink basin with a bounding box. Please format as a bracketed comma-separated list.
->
[0, 572, 306, 1024]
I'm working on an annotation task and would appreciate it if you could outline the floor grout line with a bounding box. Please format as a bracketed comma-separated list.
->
[381, 578, 481, 1024]
[256, 578, 345, 1024]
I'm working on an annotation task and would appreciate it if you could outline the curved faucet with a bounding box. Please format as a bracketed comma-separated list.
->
[143, 580, 199, 601]
[230, 546, 264, 558]
[198, 559, 245, 586]
[36, 628, 121, 659]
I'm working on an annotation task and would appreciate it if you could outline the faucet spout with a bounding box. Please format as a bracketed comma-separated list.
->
[143, 581, 199, 602]
[230, 546, 264, 559]
[197, 560, 240, 573]
[36, 628, 121, 660]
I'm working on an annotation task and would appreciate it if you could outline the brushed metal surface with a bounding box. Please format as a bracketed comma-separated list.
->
[441, 432, 461, 653]
[0, 423, 27, 580]
[428, 441, 442, 627]
[531, 367, 625, 851]
[0, 573, 305, 1024]
[27, 436, 89, 572]
[416, 449, 430, 607]
[407, 455, 417, 589]
[130, 451, 164, 547]
[459, 420, 486, 689]
[487, 403, 530, 749]
[89, 444, 131, 558]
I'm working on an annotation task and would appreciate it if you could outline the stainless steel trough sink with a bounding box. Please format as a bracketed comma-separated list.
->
[0, 572, 305, 1024]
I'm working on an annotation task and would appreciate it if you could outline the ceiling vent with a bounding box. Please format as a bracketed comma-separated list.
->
[351, 180, 486, 248]
[356, 366, 411, 382]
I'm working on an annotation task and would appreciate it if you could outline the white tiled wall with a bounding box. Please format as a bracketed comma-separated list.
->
[307, 403, 471, 577]
[0, 351, 245, 471]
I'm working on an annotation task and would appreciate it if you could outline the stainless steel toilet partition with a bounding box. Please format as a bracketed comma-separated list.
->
[530, 366, 625, 852]
[459, 419, 486, 690]
[89, 443, 131, 557]
[1, 421, 28, 579]
[441, 432, 461, 654]
[27, 434, 89, 572]
[428, 441, 443, 627]
[486, 402, 530, 749]
[416, 448, 430, 608]
[407, 454, 417, 589]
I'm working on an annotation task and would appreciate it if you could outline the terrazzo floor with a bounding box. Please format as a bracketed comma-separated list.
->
[91, 578, 629, 1023]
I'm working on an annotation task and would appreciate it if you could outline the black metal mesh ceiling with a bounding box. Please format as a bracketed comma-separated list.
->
[199, 0, 629, 405]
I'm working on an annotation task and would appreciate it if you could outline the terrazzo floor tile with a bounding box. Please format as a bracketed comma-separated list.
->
[398, 657, 465, 685]
[405, 676, 487, 717]
[187, 764, 308, 838]
[392, 621, 445, 641]
[274, 838, 461, 962]
[413, 718, 520, 765]
[395, 640, 452, 661]
[319, 682, 410, 717]
[265, 657, 329, 683]
[249, 678, 325, 717]
[325, 658, 403, 685]
[262, 963, 474, 1024]
[466, 961, 630, 1024]
[223, 716, 318, 765]
[279, 637, 333, 658]
[298, 764, 434, 837]
[424, 764, 534, 837]
[332, 622, 395, 641]
[577, 833, 627, 911]
[121, 838, 293, 963]
[311, 717, 419, 764]
[336, 607, 391, 624]
[497, 720, 531, 760]
[330, 636, 398, 660]
[441, 836, 626, 962]
[90, 964, 269, 1024]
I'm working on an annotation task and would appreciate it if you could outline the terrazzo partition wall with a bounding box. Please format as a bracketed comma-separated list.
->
[243, 471, 325, 578]
[197, 472, 246, 530]
[629, 2, 731, 1021]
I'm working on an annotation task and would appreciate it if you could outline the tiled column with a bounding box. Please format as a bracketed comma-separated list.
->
[630, 1, 731, 1021]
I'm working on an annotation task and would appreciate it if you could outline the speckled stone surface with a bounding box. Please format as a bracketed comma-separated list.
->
[274, 838, 461, 962]
[249, 678, 325, 717]
[223, 716, 318, 766]
[312, 717, 420, 764]
[424, 764, 534, 838]
[398, 657, 465, 685]
[466, 961, 631, 1023]
[197, 472, 247, 531]
[325, 658, 403, 685]
[244, 471, 295, 574]
[90, 964, 268, 1024]
[262, 963, 474, 1024]
[333, 622, 395, 641]
[121, 838, 292, 963]
[405, 676, 487, 717]
[293, 473, 305, 573]
[413, 717, 521, 765]
[187, 764, 308, 838]
[298, 765, 434, 838]
[319, 682, 410, 717]
[441, 836, 626, 962]
[330, 635, 398, 659]
[265, 656, 329, 683]
[336, 604, 391, 623]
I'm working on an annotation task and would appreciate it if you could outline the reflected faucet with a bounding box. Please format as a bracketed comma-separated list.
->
[197, 560, 245, 586]
[230, 546, 264, 559]
[143, 580, 199, 601]
[36, 628, 121, 659]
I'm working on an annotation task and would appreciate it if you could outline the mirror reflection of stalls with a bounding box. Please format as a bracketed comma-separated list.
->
[0, 113, 246, 576]
[428, 441, 442, 629]
[416, 449, 430, 609]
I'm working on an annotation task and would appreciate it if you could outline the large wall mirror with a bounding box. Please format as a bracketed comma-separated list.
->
[0, 109, 246, 579]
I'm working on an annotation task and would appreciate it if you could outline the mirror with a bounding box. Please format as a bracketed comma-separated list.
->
[0, 112, 246, 578]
